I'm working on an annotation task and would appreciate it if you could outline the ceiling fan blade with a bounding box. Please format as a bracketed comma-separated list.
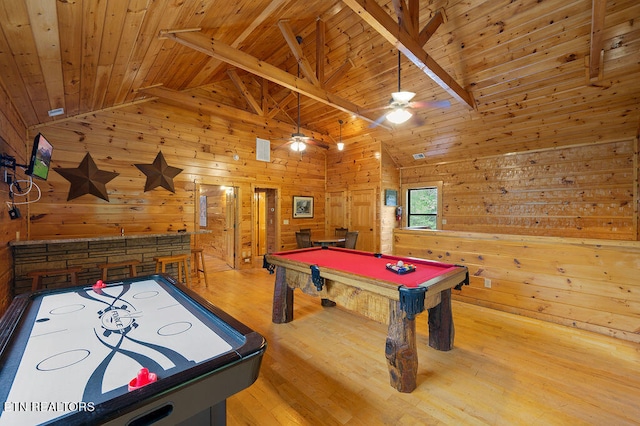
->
[369, 112, 389, 129]
[307, 139, 330, 150]
[409, 100, 451, 109]
[362, 104, 393, 113]
[407, 114, 425, 127]
[273, 140, 294, 151]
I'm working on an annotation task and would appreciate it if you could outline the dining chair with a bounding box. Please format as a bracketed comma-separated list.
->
[344, 231, 358, 249]
[296, 231, 312, 248]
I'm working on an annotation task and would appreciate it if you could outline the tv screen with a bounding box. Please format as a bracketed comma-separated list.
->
[26, 133, 53, 180]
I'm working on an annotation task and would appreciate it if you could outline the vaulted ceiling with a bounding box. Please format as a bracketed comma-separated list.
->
[1, 0, 638, 167]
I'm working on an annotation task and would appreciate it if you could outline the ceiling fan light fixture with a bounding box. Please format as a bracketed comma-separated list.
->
[290, 141, 306, 152]
[386, 108, 413, 124]
[391, 91, 416, 103]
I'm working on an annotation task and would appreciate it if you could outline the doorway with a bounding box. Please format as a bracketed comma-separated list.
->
[253, 187, 278, 264]
[198, 185, 238, 270]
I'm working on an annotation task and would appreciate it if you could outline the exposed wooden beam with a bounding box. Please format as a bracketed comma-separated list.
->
[227, 68, 263, 115]
[159, 29, 389, 128]
[316, 18, 326, 87]
[268, 91, 297, 121]
[139, 85, 329, 142]
[261, 78, 268, 113]
[278, 20, 319, 86]
[343, 0, 475, 110]
[324, 58, 355, 90]
[392, 0, 417, 39]
[419, 9, 445, 46]
[589, 0, 606, 81]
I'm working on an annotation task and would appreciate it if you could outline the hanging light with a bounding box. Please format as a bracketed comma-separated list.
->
[291, 140, 306, 152]
[386, 107, 413, 124]
[337, 120, 344, 151]
[385, 50, 414, 125]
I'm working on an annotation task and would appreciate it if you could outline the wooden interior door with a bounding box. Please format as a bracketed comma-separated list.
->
[326, 190, 347, 234]
[256, 191, 267, 256]
[225, 187, 236, 268]
[349, 188, 376, 251]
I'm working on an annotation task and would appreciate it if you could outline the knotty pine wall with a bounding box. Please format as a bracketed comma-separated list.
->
[24, 99, 327, 263]
[326, 137, 399, 253]
[395, 138, 640, 343]
[381, 147, 400, 254]
[0, 84, 27, 315]
[401, 139, 638, 239]
[393, 229, 640, 344]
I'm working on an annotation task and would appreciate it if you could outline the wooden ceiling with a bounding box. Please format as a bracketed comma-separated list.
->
[1, 0, 638, 167]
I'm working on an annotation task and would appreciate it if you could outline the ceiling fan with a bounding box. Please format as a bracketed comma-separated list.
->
[276, 51, 329, 151]
[369, 51, 450, 128]
[274, 91, 329, 151]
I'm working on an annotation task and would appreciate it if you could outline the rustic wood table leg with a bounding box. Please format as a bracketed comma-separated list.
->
[427, 288, 454, 351]
[272, 266, 294, 323]
[385, 300, 417, 393]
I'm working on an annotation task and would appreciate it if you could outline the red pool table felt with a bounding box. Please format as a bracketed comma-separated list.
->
[270, 247, 459, 289]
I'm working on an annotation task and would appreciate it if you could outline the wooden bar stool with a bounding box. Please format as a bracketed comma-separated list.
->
[154, 254, 190, 287]
[97, 259, 140, 281]
[27, 267, 83, 291]
[191, 248, 208, 287]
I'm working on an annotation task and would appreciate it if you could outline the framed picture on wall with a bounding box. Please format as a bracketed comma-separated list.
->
[385, 189, 398, 206]
[293, 196, 314, 218]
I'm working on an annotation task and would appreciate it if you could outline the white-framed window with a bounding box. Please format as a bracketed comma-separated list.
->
[402, 181, 443, 229]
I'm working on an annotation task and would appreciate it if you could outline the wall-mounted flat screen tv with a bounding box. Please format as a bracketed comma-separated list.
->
[26, 133, 54, 180]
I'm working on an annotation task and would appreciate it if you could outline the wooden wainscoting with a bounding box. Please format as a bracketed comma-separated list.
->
[189, 266, 639, 425]
[393, 229, 640, 344]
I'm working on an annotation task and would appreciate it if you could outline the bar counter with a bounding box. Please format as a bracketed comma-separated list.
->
[11, 232, 204, 295]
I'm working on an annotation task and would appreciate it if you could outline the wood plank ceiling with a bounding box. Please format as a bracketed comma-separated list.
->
[0, 0, 638, 167]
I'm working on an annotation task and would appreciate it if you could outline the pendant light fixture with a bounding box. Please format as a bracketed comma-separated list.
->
[386, 51, 415, 125]
[337, 120, 344, 151]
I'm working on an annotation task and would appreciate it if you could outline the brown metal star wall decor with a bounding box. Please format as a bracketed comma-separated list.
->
[134, 151, 183, 193]
[54, 153, 119, 201]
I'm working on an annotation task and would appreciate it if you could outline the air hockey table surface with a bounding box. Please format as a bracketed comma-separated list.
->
[0, 274, 266, 425]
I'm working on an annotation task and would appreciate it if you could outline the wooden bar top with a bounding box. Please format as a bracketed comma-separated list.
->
[9, 231, 209, 247]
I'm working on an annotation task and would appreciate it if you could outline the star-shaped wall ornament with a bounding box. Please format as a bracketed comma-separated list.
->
[134, 151, 183, 193]
[55, 153, 119, 201]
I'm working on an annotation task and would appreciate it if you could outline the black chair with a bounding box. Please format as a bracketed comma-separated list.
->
[299, 228, 311, 234]
[344, 231, 358, 249]
[296, 231, 312, 248]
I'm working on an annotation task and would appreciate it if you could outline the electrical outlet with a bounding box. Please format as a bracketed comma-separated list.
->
[484, 278, 491, 288]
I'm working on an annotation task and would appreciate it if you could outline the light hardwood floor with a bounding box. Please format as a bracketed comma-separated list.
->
[189, 263, 639, 425]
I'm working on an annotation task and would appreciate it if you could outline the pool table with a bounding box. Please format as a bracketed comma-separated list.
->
[0, 274, 266, 425]
[263, 247, 468, 393]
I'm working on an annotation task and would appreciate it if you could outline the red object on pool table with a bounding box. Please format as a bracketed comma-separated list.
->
[264, 247, 468, 393]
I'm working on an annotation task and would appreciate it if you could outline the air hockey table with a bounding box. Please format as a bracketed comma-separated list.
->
[0, 274, 266, 425]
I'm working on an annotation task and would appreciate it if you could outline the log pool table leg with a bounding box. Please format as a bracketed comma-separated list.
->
[427, 288, 454, 351]
[272, 266, 294, 323]
[385, 300, 417, 393]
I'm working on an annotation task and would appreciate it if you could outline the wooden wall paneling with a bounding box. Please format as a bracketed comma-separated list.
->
[634, 137, 639, 240]
[327, 137, 382, 252]
[401, 139, 636, 240]
[380, 147, 399, 254]
[325, 190, 347, 236]
[27, 102, 327, 263]
[393, 229, 640, 343]
[0, 83, 27, 316]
